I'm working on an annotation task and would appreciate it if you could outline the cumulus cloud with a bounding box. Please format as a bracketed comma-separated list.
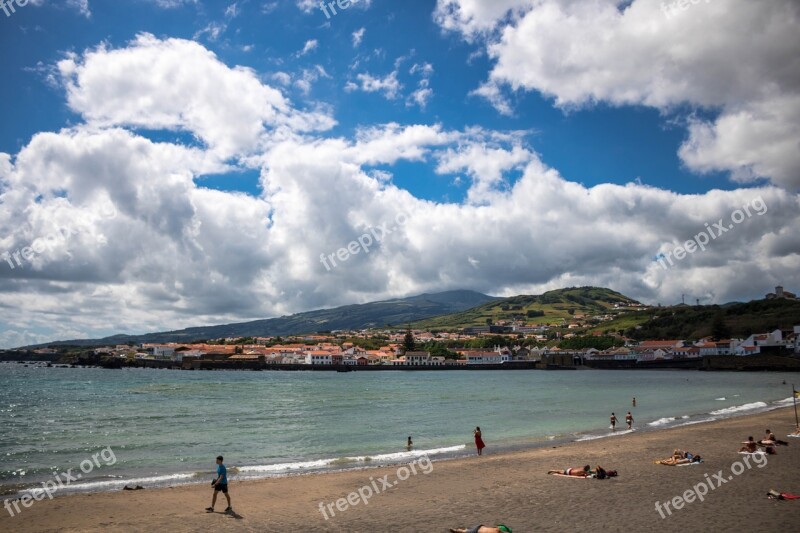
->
[345, 71, 402, 100]
[1, 33, 799, 348]
[439, 0, 800, 188]
[57, 34, 334, 159]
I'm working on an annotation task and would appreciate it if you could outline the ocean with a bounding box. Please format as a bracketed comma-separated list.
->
[1, 363, 796, 498]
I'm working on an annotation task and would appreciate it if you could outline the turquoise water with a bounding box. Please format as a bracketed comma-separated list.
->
[0, 363, 797, 496]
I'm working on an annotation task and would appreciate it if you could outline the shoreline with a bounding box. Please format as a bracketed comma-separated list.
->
[3, 407, 800, 531]
[2, 395, 795, 501]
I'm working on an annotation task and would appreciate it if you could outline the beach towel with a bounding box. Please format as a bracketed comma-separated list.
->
[787, 434, 800, 438]
[677, 460, 703, 466]
[768, 489, 800, 500]
[739, 451, 766, 455]
[548, 472, 590, 478]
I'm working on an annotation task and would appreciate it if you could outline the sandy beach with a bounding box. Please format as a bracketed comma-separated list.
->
[2, 407, 799, 533]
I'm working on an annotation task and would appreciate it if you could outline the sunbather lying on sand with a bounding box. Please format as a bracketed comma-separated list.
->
[547, 465, 590, 477]
[449, 525, 512, 533]
[655, 452, 702, 465]
[590, 466, 617, 478]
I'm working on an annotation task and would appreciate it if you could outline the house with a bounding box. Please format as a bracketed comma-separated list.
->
[464, 351, 503, 365]
[404, 351, 431, 365]
[765, 285, 798, 300]
[305, 351, 333, 365]
[736, 329, 786, 355]
[794, 326, 800, 353]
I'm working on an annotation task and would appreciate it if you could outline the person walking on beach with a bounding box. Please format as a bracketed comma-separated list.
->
[206, 455, 232, 514]
[474, 426, 486, 456]
[609, 413, 617, 431]
[625, 412, 634, 430]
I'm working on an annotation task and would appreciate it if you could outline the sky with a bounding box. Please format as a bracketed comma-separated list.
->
[0, 0, 798, 348]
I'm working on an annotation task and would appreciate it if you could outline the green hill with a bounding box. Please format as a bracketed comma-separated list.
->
[24, 290, 497, 348]
[596, 298, 800, 340]
[411, 286, 641, 329]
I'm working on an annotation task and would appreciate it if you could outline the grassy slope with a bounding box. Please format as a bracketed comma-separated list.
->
[411, 286, 640, 329]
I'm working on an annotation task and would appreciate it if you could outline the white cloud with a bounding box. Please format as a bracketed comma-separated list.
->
[225, 2, 240, 18]
[261, 2, 278, 14]
[438, 0, 800, 188]
[352, 27, 366, 48]
[298, 39, 318, 56]
[194, 21, 227, 42]
[67, 0, 91, 17]
[407, 63, 435, 110]
[271, 71, 292, 86]
[408, 87, 433, 110]
[2, 32, 799, 348]
[149, 0, 198, 8]
[434, 0, 531, 39]
[345, 71, 402, 100]
[57, 34, 334, 159]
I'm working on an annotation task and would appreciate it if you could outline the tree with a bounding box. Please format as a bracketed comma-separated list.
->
[403, 328, 416, 352]
[711, 314, 731, 341]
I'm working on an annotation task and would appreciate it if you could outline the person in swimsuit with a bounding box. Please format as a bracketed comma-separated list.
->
[739, 436, 758, 453]
[474, 427, 486, 456]
[759, 429, 788, 446]
[625, 412, 633, 430]
[450, 526, 512, 533]
[407, 436, 413, 450]
[548, 465, 591, 477]
[610, 413, 617, 431]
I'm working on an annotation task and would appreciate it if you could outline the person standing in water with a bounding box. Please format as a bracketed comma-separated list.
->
[632, 397, 636, 407]
[474, 426, 486, 456]
[407, 436, 413, 450]
[625, 411, 634, 430]
[610, 413, 617, 431]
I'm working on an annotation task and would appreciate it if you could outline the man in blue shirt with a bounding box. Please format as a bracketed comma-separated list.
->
[206, 455, 232, 514]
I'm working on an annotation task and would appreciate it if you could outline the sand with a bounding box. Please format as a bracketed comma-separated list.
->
[2, 408, 800, 532]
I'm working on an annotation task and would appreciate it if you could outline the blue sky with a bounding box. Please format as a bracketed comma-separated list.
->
[0, 0, 798, 346]
[1, 0, 737, 198]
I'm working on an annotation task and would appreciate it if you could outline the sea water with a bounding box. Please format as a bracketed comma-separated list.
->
[0, 363, 796, 497]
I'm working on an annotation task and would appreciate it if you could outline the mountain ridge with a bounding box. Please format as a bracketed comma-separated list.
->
[20, 290, 498, 348]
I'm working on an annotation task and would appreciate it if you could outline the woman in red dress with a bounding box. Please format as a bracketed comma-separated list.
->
[474, 426, 486, 456]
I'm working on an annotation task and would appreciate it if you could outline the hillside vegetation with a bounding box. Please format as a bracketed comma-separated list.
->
[411, 286, 640, 329]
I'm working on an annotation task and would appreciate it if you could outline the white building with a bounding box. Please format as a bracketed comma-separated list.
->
[465, 352, 503, 365]
[305, 351, 333, 365]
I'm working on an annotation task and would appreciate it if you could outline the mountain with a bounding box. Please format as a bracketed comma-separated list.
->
[28, 290, 497, 348]
[410, 286, 640, 329]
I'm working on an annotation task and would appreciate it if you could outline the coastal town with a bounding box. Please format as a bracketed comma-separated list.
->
[7, 286, 799, 371]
